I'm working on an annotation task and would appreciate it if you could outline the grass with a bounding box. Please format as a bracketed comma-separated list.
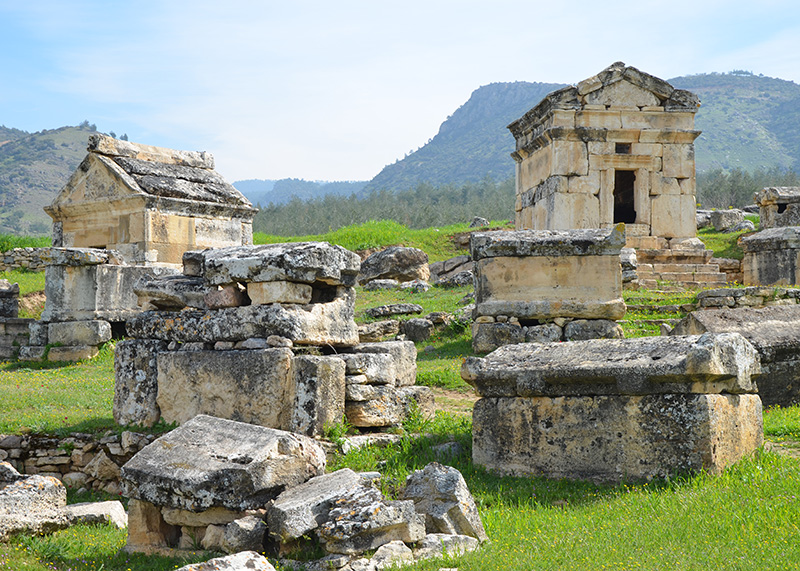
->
[696, 214, 760, 260]
[0, 233, 50, 251]
[0, 268, 46, 297]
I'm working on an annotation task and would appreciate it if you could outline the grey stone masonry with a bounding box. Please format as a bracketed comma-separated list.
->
[756, 187, 800, 229]
[741, 228, 800, 286]
[471, 226, 626, 259]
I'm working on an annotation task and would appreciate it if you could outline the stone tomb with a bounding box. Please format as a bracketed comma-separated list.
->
[470, 225, 626, 352]
[114, 242, 432, 435]
[741, 227, 800, 286]
[756, 187, 800, 229]
[462, 333, 762, 482]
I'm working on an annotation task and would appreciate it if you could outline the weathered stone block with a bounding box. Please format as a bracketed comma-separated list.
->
[650, 194, 696, 238]
[0, 469, 69, 541]
[247, 280, 312, 305]
[47, 345, 99, 362]
[126, 499, 179, 552]
[472, 393, 763, 482]
[121, 415, 326, 512]
[471, 322, 524, 353]
[345, 389, 403, 428]
[662, 143, 695, 178]
[156, 348, 295, 428]
[134, 275, 207, 310]
[354, 341, 417, 386]
[291, 355, 346, 438]
[47, 320, 111, 346]
[462, 333, 760, 398]
[358, 247, 429, 285]
[174, 552, 276, 571]
[551, 141, 588, 176]
[339, 353, 396, 385]
[741, 228, 800, 286]
[563, 319, 623, 341]
[114, 339, 168, 429]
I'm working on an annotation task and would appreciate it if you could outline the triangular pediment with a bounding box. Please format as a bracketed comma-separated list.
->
[49, 153, 145, 211]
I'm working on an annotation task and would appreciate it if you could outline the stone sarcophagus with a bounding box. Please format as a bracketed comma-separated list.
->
[755, 187, 800, 229]
[462, 333, 763, 482]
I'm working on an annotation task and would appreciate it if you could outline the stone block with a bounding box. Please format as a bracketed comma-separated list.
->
[649, 174, 681, 196]
[551, 141, 588, 176]
[126, 499, 179, 552]
[357, 320, 400, 343]
[354, 341, 417, 386]
[401, 318, 434, 342]
[47, 320, 111, 346]
[65, 500, 128, 529]
[0, 471, 69, 542]
[156, 348, 295, 429]
[413, 533, 480, 560]
[359, 246, 429, 285]
[575, 109, 622, 129]
[339, 352, 396, 385]
[291, 355, 346, 438]
[741, 228, 800, 286]
[650, 194, 697, 238]
[134, 275, 207, 310]
[221, 515, 267, 554]
[567, 171, 601, 195]
[121, 415, 326, 512]
[47, 345, 98, 362]
[127, 287, 359, 347]
[247, 280, 313, 305]
[563, 319, 624, 341]
[114, 339, 169, 427]
[200, 242, 361, 287]
[662, 143, 695, 178]
[526, 323, 563, 343]
[472, 393, 763, 482]
[345, 389, 403, 428]
[365, 303, 423, 318]
[397, 386, 435, 421]
[161, 506, 244, 527]
[174, 552, 276, 571]
[462, 333, 760, 398]
[267, 468, 362, 542]
[472, 321, 524, 353]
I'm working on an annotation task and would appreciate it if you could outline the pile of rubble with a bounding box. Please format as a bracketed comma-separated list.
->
[122, 416, 486, 570]
[115, 242, 433, 435]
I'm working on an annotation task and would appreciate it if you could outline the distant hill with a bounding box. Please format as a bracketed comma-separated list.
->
[0, 123, 99, 235]
[233, 178, 367, 206]
[364, 71, 800, 192]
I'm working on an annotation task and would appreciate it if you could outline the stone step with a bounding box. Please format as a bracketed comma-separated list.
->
[650, 263, 721, 273]
[636, 249, 714, 265]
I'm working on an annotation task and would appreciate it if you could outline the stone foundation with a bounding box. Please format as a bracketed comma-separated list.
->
[741, 228, 800, 286]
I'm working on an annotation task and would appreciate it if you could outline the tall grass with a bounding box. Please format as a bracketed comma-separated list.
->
[0, 232, 50, 251]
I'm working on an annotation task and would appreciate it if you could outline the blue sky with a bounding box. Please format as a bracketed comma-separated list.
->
[2, 0, 799, 183]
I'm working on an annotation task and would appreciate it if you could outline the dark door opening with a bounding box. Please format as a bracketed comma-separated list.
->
[613, 170, 636, 223]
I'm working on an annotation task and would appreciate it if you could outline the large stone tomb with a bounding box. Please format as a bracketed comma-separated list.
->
[462, 333, 763, 482]
[741, 227, 800, 286]
[470, 225, 626, 352]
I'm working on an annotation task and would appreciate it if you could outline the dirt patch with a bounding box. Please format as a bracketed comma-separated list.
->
[19, 291, 46, 320]
[430, 387, 479, 417]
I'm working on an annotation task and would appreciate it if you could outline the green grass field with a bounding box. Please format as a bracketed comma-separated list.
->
[4, 218, 800, 570]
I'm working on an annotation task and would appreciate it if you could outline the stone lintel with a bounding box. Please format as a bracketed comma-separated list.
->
[461, 333, 760, 397]
[470, 225, 625, 260]
[741, 227, 800, 252]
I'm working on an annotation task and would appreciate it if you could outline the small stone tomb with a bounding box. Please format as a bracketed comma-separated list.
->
[462, 333, 763, 482]
[756, 187, 800, 229]
[0, 279, 32, 360]
[741, 227, 800, 286]
[470, 225, 626, 352]
[671, 304, 800, 407]
[115, 242, 432, 435]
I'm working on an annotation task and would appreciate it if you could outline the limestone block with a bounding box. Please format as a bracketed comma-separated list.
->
[121, 415, 327, 512]
[267, 468, 362, 542]
[371, 541, 414, 569]
[161, 506, 244, 527]
[47, 345, 99, 362]
[65, 500, 128, 529]
[650, 194, 697, 238]
[318, 485, 426, 555]
[358, 320, 400, 343]
[649, 174, 681, 196]
[339, 353, 396, 385]
[631, 142, 662, 156]
[127, 288, 359, 347]
[291, 355, 346, 438]
[518, 147, 552, 190]
[413, 533, 480, 560]
[587, 142, 615, 155]
[551, 109, 576, 128]
[114, 339, 169, 427]
[174, 552, 276, 571]
[248, 280, 312, 305]
[662, 144, 695, 178]
[472, 393, 763, 482]
[526, 323, 563, 343]
[126, 499, 179, 551]
[575, 109, 623, 129]
[134, 275, 207, 310]
[401, 462, 487, 541]
[471, 226, 625, 259]
[345, 389, 403, 428]
[85, 450, 121, 481]
[47, 320, 111, 346]
[462, 333, 760, 398]
[551, 141, 588, 176]
[401, 318, 434, 342]
[221, 515, 267, 554]
[563, 319, 624, 341]
[182, 250, 204, 276]
[88, 133, 214, 168]
[586, 80, 660, 108]
[711, 209, 744, 232]
[358, 247, 429, 285]
[621, 110, 694, 131]
[472, 321, 524, 353]
[40, 247, 109, 266]
[567, 171, 600, 194]
[0, 472, 69, 541]
[156, 348, 295, 429]
[638, 130, 700, 144]
[365, 303, 423, 318]
[201, 242, 361, 287]
[354, 341, 417, 386]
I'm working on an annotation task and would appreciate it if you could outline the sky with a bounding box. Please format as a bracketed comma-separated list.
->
[1, 0, 799, 183]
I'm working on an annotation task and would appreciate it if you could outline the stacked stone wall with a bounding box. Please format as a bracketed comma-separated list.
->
[0, 248, 49, 272]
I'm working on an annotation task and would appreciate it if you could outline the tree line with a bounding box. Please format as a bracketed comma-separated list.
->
[696, 166, 799, 209]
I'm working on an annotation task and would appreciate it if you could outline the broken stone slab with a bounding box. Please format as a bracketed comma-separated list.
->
[89, 133, 214, 169]
[222, 515, 267, 554]
[462, 333, 760, 398]
[162, 506, 245, 527]
[472, 393, 763, 482]
[711, 209, 744, 232]
[267, 468, 363, 542]
[362, 279, 399, 291]
[291, 355, 346, 438]
[354, 341, 417, 387]
[318, 485, 426, 555]
[39, 247, 110, 266]
[340, 434, 402, 455]
[563, 319, 623, 341]
[0, 465, 69, 541]
[358, 246, 430, 285]
[339, 353, 396, 385]
[65, 500, 128, 529]
[200, 243, 362, 287]
[127, 288, 358, 347]
[371, 540, 414, 570]
[47, 320, 112, 347]
[413, 533, 480, 560]
[471, 226, 625, 259]
[134, 275, 207, 310]
[121, 415, 326, 512]
[357, 320, 400, 343]
[365, 304, 423, 318]
[174, 551, 277, 571]
[114, 339, 169, 427]
[401, 463, 487, 542]
[156, 348, 295, 428]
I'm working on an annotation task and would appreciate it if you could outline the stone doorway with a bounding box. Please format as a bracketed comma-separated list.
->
[613, 170, 637, 224]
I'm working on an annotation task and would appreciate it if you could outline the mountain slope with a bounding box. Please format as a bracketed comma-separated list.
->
[234, 178, 367, 206]
[364, 72, 800, 193]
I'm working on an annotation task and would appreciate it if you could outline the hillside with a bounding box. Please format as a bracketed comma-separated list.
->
[364, 71, 800, 192]
[234, 178, 367, 206]
[0, 123, 98, 235]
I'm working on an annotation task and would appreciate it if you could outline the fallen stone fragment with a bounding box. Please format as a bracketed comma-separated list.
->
[267, 468, 363, 542]
[366, 303, 424, 318]
[65, 500, 128, 529]
[0, 465, 69, 541]
[359, 247, 430, 285]
[371, 540, 414, 569]
[174, 551, 276, 571]
[357, 320, 400, 343]
[318, 485, 426, 555]
[402, 463, 487, 542]
[402, 318, 434, 342]
[339, 353, 396, 385]
[413, 533, 480, 560]
[222, 515, 267, 554]
[363, 279, 399, 291]
[121, 415, 326, 512]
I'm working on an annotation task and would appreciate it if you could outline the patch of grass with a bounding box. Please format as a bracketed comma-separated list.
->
[355, 284, 472, 321]
[0, 268, 46, 296]
[255, 219, 507, 262]
[0, 233, 50, 251]
[763, 404, 800, 441]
